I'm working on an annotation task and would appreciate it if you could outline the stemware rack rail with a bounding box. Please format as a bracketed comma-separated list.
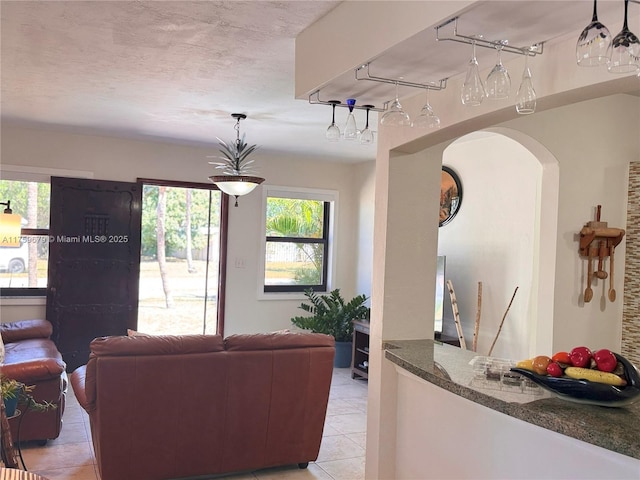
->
[354, 63, 448, 91]
[308, 89, 388, 112]
[310, 10, 554, 116]
[435, 16, 544, 57]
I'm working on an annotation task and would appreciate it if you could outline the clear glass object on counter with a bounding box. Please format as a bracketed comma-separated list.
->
[470, 356, 542, 395]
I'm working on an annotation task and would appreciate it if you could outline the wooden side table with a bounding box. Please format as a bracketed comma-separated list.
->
[0, 402, 19, 469]
[0, 467, 49, 479]
[351, 319, 370, 380]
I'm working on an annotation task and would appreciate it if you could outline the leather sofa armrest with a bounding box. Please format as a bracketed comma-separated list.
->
[70, 366, 94, 413]
[0, 358, 65, 383]
[0, 319, 53, 343]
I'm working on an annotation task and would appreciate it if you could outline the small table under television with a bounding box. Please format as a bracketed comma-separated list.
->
[351, 319, 370, 379]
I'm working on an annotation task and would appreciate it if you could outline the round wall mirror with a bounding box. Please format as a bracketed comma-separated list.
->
[439, 166, 462, 227]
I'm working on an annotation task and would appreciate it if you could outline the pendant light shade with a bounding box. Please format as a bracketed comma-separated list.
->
[208, 113, 265, 207]
[210, 175, 265, 197]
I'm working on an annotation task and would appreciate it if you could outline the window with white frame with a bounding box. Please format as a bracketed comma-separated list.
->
[262, 187, 336, 293]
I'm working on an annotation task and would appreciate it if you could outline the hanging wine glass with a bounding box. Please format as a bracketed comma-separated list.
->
[516, 53, 537, 115]
[325, 100, 341, 142]
[412, 89, 440, 129]
[359, 105, 375, 144]
[381, 81, 411, 127]
[486, 42, 511, 100]
[343, 98, 358, 141]
[607, 0, 640, 74]
[576, 0, 611, 66]
[461, 39, 486, 106]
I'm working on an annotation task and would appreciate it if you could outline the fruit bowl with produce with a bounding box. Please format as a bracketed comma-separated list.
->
[510, 347, 640, 407]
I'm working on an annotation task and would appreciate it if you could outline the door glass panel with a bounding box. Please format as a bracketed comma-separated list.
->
[137, 185, 221, 335]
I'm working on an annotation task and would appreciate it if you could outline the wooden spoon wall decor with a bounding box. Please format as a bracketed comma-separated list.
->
[609, 243, 616, 302]
[579, 205, 624, 303]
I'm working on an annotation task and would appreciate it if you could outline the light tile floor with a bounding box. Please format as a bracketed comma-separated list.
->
[16, 368, 368, 480]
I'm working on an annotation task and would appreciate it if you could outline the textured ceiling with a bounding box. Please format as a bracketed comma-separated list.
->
[1, 1, 378, 161]
[1, 1, 638, 165]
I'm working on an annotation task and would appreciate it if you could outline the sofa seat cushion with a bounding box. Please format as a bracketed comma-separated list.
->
[2, 338, 66, 382]
[224, 330, 335, 351]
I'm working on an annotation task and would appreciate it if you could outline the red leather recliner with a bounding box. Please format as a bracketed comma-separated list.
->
[1, 319, 67, 443]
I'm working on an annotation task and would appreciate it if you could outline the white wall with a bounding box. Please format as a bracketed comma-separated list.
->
[355, 161, 376, 300]
[500, 94, 637, 355]
[0, 125, 376, 334]
[438, 132, 541, 359]
[432, 94, 638, 358]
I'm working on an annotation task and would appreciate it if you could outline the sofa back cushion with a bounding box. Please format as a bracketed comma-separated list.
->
[0, 319, 53, 343]
[224, 330, 334, 351]
[89, 334, 224, 356]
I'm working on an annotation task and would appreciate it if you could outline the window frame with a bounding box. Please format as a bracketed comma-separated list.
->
[0, 165, 93, 297]
[137, 178, 229, 336]
[260, 186, 337, 297]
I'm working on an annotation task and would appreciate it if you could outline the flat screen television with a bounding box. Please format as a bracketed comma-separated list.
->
[434, 255, 446, 334]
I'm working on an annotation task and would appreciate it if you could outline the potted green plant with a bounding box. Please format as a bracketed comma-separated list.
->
[1, 375, 56, 417]
[291, 288, 370, 368]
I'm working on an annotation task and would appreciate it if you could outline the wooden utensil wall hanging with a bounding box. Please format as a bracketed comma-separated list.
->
[579, 205, 625, 303]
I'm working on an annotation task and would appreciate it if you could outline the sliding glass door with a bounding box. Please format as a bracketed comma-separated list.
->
[137, 179, 227, 335]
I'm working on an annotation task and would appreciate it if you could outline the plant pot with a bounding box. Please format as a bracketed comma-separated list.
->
[334, 341, 352, 368]
[4, 395, 19, 417]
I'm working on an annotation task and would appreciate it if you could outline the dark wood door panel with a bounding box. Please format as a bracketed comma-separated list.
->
[47, 177, 142, 371]
[50, 260, 137, 305]
[53, 307, 131, 366]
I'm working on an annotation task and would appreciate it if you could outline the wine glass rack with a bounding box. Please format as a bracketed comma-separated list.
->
[435, 16, 545, 58]
[354, 62, 448, 92]
[308, 89, 387, 112]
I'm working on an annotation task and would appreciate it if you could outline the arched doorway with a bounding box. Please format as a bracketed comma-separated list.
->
[438, 128, 559, 359]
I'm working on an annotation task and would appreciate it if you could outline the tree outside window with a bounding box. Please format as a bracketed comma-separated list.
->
[0, 179, 50, 292]
[264, 197, 329, 292]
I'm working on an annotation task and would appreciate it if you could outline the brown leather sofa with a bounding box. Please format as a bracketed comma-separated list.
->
[0, 319, 67, 443]
[70, 330, 335, 480]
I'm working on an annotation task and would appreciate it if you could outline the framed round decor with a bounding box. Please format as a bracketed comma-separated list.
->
[439, 166, 462, 227]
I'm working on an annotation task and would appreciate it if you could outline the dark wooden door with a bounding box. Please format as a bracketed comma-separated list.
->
[46, 177, 142, 371]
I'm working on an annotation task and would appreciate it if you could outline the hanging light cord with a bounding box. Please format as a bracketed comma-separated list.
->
[235, 117, 241, 146]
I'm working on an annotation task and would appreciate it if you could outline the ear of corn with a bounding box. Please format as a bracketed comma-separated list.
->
[564, 367, 627, 386]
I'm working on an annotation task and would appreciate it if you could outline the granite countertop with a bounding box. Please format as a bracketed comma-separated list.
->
[384, 339, 640, 460]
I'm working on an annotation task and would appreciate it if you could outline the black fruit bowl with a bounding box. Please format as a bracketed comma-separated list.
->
[511, 353, 640, 407]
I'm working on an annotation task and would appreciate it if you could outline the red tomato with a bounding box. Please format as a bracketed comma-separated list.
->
[593, 349, 618, 372]
[546, 362, 564, 377]
[570, 346, 592, 368]
[552, 351, 571, 365]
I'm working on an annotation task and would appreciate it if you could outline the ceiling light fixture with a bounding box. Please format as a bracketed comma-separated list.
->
[208, 113, 265, 207]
